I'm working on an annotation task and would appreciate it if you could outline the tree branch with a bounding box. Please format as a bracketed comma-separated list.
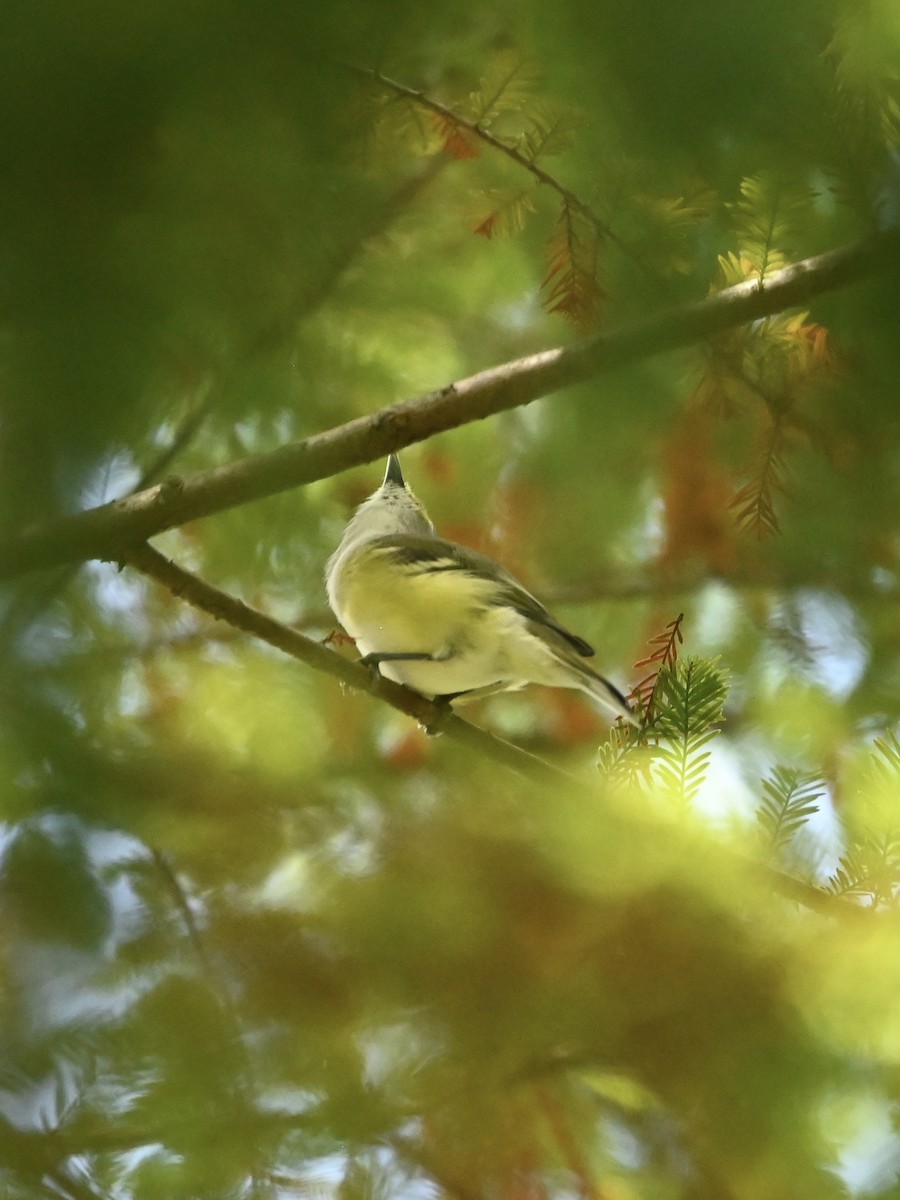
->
[2, 228, 895, 581]
[124, 542, 569, 781]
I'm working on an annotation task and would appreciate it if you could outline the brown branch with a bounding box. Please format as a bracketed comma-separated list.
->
[124, 542, 569, 782]
[1, 227, 895, 582]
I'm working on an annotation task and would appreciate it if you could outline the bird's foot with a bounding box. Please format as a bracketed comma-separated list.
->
[420, 694, 454, 737]
[359, 651, 436, 670]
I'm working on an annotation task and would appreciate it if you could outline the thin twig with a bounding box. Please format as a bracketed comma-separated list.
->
[356, 65, 659, 280]
[124, 541, 570, 782]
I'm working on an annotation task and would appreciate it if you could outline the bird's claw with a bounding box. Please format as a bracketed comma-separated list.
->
[420, 694, 453, 737]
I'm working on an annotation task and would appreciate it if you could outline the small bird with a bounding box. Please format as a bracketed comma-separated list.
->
[326, 454, 636, 724]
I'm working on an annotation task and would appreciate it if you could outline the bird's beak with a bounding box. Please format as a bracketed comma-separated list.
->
[384, 454, 405, 487]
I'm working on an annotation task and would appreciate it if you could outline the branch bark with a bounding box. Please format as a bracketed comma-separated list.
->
[2, 228, 896, 581]
[124, 542, 569, 781]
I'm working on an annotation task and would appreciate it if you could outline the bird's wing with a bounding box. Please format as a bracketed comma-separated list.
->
[370, 535, 596, 659]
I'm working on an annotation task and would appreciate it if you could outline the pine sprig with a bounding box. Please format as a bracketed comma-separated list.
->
[361, 88, 441, 160]
[655, 659, 728, 742]
[430, 54, 540, 159]
[472, 188, 537, 239]
[729, 416, 789, 538]
[689, 338, 755, 419]
[652, 658, 728, 805]
[756, 768, 822, 858]
[728, 172, 814, 280]
[598, 615, 687, 789]
[828, 734, 900, 908]
[633, 191, 713, 277]
[699, 244, 839, 542]
[870, 732, 900, 783]
[430, 111, 479, 160]
[706, 264, 837, 408]
[517, 103, 583, 162]
[596, 717, 656, 790]
[464, 51, 540, 126]
[629, 612, 685, 721]
[771, 312, 837, 385]
[596, 719, 635, 776]
[827, 15, 900, 147]
[542, 201, 605, 332]
[828, 832, 900, 906]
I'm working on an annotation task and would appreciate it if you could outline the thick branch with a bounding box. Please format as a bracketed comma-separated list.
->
[2, 228, 895, 581]
[124, 542, 567, 781]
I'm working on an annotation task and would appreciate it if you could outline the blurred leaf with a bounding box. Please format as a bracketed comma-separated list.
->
[542, 200, 605, 331]
[757, 767, 823, 858]
[0, 821, 111, 949]
[465, 51, 541, 126]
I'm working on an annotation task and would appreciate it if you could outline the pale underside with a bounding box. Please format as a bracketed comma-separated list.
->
[328, 539, 625, 713]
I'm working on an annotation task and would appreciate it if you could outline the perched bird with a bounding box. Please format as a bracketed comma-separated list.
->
[326, 454, 636, 724]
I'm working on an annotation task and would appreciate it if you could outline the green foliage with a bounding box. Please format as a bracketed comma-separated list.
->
[828, 7, 900, 148]
[828, 735, 900, 906]
[0, 820, 111, 949]
[1, 4, 900, 1199]
[463, 51, 541, 126]
[729, 415, 791, 539]
[472, 187, 538, 239]
[727, 172, 816, 279]
[756, 767, 823, 858]
[631, 190, 713, 276]
[651, 658, 728, 804]
[630, 611, 684, 719]
[828, 831, 900, 905]
[516, 103, 583, 162]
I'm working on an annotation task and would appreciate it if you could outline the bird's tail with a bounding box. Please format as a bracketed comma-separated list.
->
[575, 662, 639, 726]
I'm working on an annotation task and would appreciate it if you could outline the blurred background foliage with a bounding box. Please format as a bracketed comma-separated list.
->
[1, 1, 899, 1197]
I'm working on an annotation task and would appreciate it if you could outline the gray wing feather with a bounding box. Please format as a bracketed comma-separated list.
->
[371, 534, 596, 659]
